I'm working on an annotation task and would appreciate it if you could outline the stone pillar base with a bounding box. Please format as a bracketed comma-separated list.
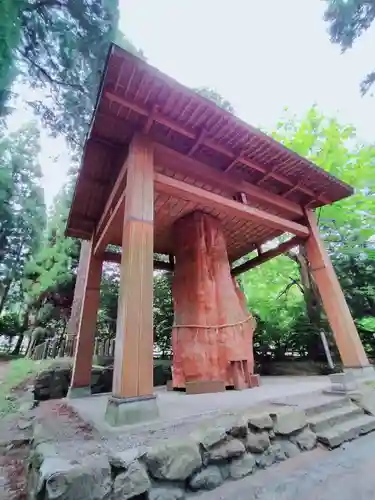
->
[344, 365, 375, 380]
[105, 394, 159, 427]
[67, 386, 91, 398]
[324, 366, 375, 395]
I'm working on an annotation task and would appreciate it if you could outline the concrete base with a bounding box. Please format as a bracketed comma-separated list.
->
[67, 386, 91, 398]
[345, 366, 375, 380]
[105, 394, 159, 427]
[325, 367, 375, 395]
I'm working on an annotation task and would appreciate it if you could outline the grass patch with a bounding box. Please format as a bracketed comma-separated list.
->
[0, 358, 52, 417]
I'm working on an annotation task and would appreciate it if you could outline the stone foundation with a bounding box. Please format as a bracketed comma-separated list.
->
[28, 406, 317, 499]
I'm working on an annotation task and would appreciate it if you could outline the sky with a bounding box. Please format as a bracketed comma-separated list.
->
[12, 0, 375, 207]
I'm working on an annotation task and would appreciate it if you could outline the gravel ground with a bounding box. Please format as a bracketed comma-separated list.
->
[197, 433, 375, 500]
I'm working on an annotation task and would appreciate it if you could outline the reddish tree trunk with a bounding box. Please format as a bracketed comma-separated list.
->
[171, 211, 256, 389]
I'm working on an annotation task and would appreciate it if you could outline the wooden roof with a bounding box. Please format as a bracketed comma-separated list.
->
[66, 43, 353, 261]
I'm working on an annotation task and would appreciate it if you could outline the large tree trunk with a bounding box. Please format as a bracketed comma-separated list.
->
[171, 211, 256, 389]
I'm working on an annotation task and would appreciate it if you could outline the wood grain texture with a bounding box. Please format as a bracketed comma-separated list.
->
[70, 240, 102, 389]
[305, 209, 369, 368]
[112, 134, 155, 398]
[171, 211, 256, 388]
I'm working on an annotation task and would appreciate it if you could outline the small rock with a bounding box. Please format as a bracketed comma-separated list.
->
[256, 443, 286, 469]
[228, 453, 256, 479]
[278, 440, 300, 458]
[113, 461, 151, 499]
[109, 448, 143, 470]
[189, 466, 224, 491]
[226, 416, 248, 439]
[145, 440, 202, 481]
[247, 413, 273, 430]
[272, 409, 306, 435]
[191, 426, 227, 448]
[149, 486, 185, 500]
[208, 438, 245, 462]
[290, 428, 317, 451]
[270, 443, 287, 462]
[245, 431, 270, 453]
[18, 419, 34, 430]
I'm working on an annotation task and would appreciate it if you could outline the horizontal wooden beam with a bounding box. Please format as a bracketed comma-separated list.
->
[105, 91, 329, 205]
[103, 251, 173, 271]
[231, 236, 302, 276]
[154, 173, 310, 238]
[154, 144, 303, 218]
[94, 148, 128, 254]
[93, 193, 125, 256]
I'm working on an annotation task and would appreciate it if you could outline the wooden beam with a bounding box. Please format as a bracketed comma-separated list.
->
[231, 236, 302, 276]
[304, 209, 369, 368]
[112, 134, 155, 399]
[154, 173, 310, 238]
[93, 193, 125, 256]
[105, 91, 329, 205]
[103, 251, 174, 271]
[94, 149, 128, 253]
[154, 143, 303, 218]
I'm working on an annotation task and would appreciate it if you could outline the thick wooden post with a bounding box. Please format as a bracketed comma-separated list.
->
[112, 134, 154, 399]
[68, 240, 102, 397]
[304, 209, 369, 369]
[66, 240, 91, 347]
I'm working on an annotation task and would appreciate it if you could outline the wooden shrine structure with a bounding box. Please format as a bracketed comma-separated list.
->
[66, 43, 370, 425]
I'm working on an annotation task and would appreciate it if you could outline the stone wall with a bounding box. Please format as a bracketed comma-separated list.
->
[28, 407, 317, 499]
[33, 361, 172, 401]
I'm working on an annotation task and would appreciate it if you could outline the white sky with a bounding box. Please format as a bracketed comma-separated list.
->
[12, 0, 375, 207]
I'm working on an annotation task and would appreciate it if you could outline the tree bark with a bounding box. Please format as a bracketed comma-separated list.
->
[171, 211, 256, 388]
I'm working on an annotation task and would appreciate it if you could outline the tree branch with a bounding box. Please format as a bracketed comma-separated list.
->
[18, 49, 88, 94]
[277, 276, 303, 299]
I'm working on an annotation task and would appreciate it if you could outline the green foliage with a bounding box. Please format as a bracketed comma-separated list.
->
[243, 106, 375, 361]
[153, 272, 174, 356]
[324, 0, 375, 93]
[0, 121, 46, 314]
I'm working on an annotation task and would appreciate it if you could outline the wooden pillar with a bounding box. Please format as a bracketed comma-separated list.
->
[66, 240, 91, 351]
[68, 240, 103, 396]
[112, 134, 154, 399]
[304, 209, 369, 369]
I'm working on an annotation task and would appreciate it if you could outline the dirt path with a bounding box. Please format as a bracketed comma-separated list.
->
[0, 362, 9, 382]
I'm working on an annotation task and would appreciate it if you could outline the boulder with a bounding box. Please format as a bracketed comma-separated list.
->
[28, 452, 112, 500]
[245, 431, 270, 453]
[290, 428, 317, 451]
[278, 440, 300, 458]
[208, 438, 245, 462]
[113, 461, 151, 499]
[149, 486, 185, 500]
[145, 440, 202, 481]
[228, 453, 256, 479]
[191, 426, 228, 449]
[109, 447, 143, 470]
[255, 442, 287, 469]
[189, 466, 224, 491]
[247, 412, 273, 430]
[271, 409, 306, 435]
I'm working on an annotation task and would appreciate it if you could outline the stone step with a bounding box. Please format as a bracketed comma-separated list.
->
[308, 404, 363, 433]
[304, 396, 350, 418]
[316, 413, 375, 448]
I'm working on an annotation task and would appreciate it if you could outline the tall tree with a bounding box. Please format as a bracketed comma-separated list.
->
[0, 121, 46, 315]
[243, 107, 375, 361]
[324, 0, 375, 93]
